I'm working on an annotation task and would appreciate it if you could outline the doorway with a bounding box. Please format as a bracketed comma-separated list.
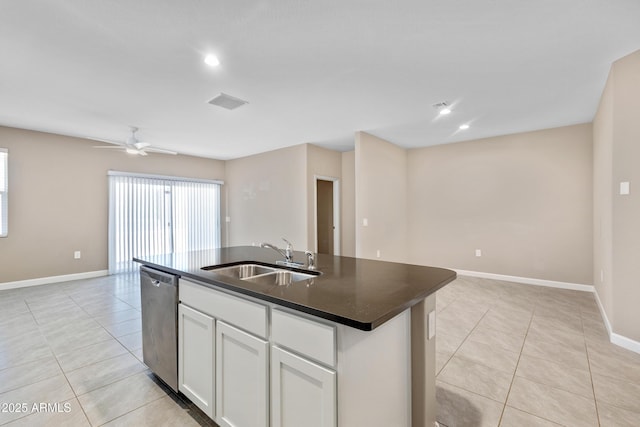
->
[315, 177, 340, 255]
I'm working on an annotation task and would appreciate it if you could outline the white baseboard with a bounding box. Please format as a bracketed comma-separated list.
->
[453, 269, 595, 292]
[0, 270, 109, 290]
[593, 290, 613, 336]
[611, 332, 640, 354]
[455, 269, 640, 355]
[593, 290, 640, 354]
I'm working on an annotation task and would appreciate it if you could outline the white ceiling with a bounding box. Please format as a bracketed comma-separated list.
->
[1, 1, 639, 160]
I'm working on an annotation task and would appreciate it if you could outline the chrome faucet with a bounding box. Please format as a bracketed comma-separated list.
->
[260, 238, 294, 263]
[282, 238, 294, 262]
[305, 250, 316, 270]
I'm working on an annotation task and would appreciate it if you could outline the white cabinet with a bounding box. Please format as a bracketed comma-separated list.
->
[271, 346, 336, 427]
[216, 321, 269, 427]
[178, 303, 215, 418]
[271, 309, 336, 367]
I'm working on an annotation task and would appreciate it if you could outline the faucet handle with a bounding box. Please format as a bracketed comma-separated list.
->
[305, 250, 316, 270]
[282, 238, 293, 261]
[281, 237, 293, 250]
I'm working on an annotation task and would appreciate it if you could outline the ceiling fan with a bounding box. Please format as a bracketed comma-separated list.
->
[91, 127, 177, 156]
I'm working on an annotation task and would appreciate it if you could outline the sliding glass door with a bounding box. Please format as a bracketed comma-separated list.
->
[108, 172, 221, 273]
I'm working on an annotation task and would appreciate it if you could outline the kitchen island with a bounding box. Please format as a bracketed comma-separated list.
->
[135, 246, 455, 427]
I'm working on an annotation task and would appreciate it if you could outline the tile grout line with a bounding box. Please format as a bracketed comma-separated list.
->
[62, 281, 149, 426]
[0, 295, 88, 426]
[1, 280, 143, 427]
[71, 278, 145, 424]
[496, 298, 536, 426]
[94, 393, 167, 426]
[582, 306, 602, 427]
[500, 298, 602, 426]
[436, 288, 496, 375]
[435, 286, 476, 425]
[37, 289, 94, 425]
[94, 394, 170, 427]
[51, 348, 93, 426]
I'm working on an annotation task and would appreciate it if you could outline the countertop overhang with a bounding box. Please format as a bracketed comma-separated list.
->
[134, 246, 456, 331]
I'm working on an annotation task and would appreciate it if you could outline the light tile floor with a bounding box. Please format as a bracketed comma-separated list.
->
[0, 274, 638, 426]
[435, 275, 640, 427]
[0, 273, 214, 426]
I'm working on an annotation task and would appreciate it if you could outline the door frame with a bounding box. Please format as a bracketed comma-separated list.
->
[313, 175, 340, 256]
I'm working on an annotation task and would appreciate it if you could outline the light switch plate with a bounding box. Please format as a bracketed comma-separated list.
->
[362, 218, 368, 226]
[620, 181, 630, 195]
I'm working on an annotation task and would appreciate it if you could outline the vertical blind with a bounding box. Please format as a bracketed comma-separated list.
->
[0, 149, 7, 237]
[108, 172, 221, 273]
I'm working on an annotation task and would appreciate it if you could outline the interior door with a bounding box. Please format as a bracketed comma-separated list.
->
[316, 179, 334, 254]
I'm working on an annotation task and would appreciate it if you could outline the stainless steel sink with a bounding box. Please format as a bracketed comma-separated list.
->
[203, 263, 278, 279]
[244, 270, 317, 286]
[203, 263, 318, 286]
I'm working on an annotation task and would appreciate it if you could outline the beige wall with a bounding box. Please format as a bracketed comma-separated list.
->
[355, 132, 408, 263]
[225, 143, 343, 255]
[593, 70, 614, 318]
[0, 126, 225, 284]
[225, 144, 308, 249]
[594, 49, 640, 342]
[306, 144, 342, 252]
[407, 124, 593, 285]
[341, 150, 356, 257]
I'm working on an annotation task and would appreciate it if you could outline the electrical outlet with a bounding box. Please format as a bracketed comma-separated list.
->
[376, 249, 381, 258]
[225, 216, 231, 223]
[74, 251, 81, 259]
[475, 249, 482, 257]
[428, 310, 436, 339]
[363, 218, 368, 227]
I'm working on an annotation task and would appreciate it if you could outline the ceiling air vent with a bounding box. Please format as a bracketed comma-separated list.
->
[208, 93, 248, 110]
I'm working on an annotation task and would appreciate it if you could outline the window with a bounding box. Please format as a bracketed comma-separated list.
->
[0, 149, 7, 237]
[108, 171, 222, 273]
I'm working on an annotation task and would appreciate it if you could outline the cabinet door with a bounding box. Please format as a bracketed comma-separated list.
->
[178, 303, 215, 418]
[216, 321, 269, 427]
[271, 346, 336, 427]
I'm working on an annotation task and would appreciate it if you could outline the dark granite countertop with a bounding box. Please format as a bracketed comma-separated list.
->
[134, 246, 456, 331]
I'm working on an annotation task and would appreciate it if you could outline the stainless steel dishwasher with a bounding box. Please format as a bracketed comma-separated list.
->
[140, 265, 178, 392]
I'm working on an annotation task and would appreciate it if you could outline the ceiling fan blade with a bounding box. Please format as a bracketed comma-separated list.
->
[143, 147, 178, 155]
[93, 145, 126, 150]
[86, 136, 125, 145]
[88, 127, 176, 156]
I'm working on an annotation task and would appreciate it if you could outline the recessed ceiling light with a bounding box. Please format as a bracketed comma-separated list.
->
[459, 124, 470, 130]
[439, 108, 452, 115]
[204, 54, 220, 67]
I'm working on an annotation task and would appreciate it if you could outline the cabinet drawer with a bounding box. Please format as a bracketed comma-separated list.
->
[179, 279, 268, 339]
[272, 309, 336, 367]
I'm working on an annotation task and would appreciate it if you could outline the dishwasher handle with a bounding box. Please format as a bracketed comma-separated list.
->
[140, 265, 179, 286]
